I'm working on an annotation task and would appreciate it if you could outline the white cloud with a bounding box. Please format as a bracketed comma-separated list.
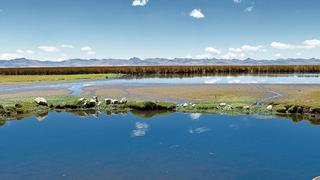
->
[303, 39, 320, 48]
[233, 0, 242, 3]
[132, 0, 149, 6]
[205, 47, 221, 54]
[38, 46, 59, 52]
[1, 53, 22, 60]
[241, 45, 261, 52]
[61, 44, 74, 48]
[229, 48, 242, 53]
[87, 51, 96, 55]
[224, 45, 263, 60]
[195, 47, 221, 59]
[190, 9, 205, 19]
[195, 53, 213, 59]
[220, 52, 237, 59]
[81, 46, 92, 51]
[244, 6, 254, 12]
[271, 39, 320, 50]
[16, 49, 34, 54]
[229, 45, 262, 53]
[238, 53, 246, 59]
[270, 42, 294, 49]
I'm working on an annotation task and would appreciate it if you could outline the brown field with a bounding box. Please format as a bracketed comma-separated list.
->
[1, 83, 320, 107]
[0, 89, 70, 100]
[265, 84, 320, 107]
[84, 84, 320, 106]
[1, 65, 320, 75]
[84, 84, 271, 104]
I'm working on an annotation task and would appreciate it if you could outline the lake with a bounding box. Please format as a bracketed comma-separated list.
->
[1, 73, 320, 95]
[0, 112, 319, 180]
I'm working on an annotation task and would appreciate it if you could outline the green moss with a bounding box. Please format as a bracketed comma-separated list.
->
[126, 101, 177, 111]
[127, 101, 158, 110]
[155, 102, 177, 110]
[274, 104, 287, 113]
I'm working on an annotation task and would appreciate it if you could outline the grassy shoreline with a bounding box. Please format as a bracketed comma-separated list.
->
[0, 74, 122, 85]
[1, 96, 320, 125]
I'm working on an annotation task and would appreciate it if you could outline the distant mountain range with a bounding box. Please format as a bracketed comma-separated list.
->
[1, 57, 320, 67]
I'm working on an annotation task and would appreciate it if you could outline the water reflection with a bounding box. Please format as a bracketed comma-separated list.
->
[1, 109, 320, 128]
[1, 112, 319, 179]
[189, 127, 211, 134]
[132, 122, 149, 137]
[190, 113, 202, 120]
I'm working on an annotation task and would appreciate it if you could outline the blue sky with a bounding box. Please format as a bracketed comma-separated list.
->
[0, 0, 320, 60]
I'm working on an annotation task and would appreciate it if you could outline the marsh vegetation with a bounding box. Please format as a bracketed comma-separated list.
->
[2, 65, 320, 75]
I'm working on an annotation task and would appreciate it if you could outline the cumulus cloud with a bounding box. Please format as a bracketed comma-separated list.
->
[244, 6, 254, 12]
[223, 45, 263, 59]
[190, 9, 205, 19]
[81, 46, 92, 51]
[233, 0, 242, 3]
[270, 42, 294, 49]
[220, 52, 237, 59]
[229, 45, 262, 53]
[132, 0, 149, 6]
[205, 47, 221, 55]
[38, 46, 59, 52]
[195, 47, 221, 59]
[271, 39, 320, 50]
[61, 44, 74, 48]
[303, 39, 320, 48]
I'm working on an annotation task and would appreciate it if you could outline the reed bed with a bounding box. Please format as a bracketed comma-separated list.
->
[1, 65, 320, 75]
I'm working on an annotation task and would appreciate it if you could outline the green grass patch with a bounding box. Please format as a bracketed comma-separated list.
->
[0, 74, 123, 85]
[126, 101, 176, 111]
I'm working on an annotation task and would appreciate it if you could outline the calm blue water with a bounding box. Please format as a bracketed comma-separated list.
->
[1, 74, 320, 95]
[0, 112, 319, 180]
